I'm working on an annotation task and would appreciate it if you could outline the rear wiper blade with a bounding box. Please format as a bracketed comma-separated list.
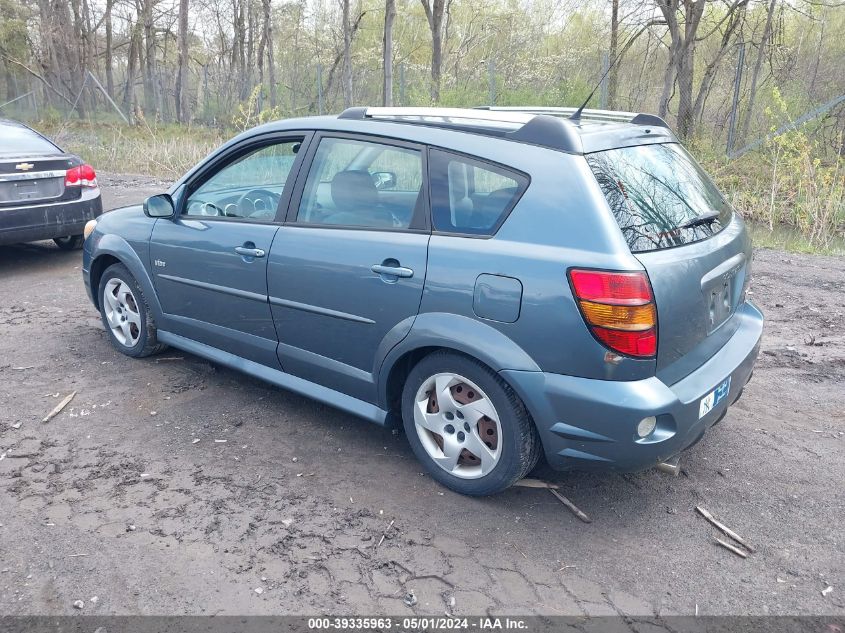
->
[678, 212, 720, 230]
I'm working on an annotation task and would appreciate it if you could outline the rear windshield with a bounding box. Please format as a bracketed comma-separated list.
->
[0, 124, 61, 155]
[586, 143, 732, 253]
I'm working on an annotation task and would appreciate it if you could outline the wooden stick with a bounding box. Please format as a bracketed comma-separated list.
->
[376, 519, 395, 548]
[714, 537, 747, 558]
[42, 391, 77, 423]
[514, 478, 560, 489]
[549, 488, 591, 523]
[696, 506, 755, 552]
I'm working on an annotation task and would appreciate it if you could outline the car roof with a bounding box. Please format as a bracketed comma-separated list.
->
[245, 107, 678, 155]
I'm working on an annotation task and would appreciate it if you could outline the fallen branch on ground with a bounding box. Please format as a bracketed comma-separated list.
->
[714, 537, 748, 558]
[42, 391, 77, 423]
[549, 488, 591, 523]
[696, 506, 755, 552]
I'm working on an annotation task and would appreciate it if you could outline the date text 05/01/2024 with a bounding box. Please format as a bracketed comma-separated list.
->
[307, 617, 529, 630]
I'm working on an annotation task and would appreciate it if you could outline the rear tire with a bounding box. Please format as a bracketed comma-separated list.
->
[401, 351, 541, 496]
[98, 263, 166, 358]
[54, 235, 84, 250]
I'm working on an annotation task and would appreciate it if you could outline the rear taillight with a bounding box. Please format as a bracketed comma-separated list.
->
[65, 164, 98, 188]
[569, 269, 657, 358]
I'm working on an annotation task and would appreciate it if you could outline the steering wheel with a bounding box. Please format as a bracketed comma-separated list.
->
[195, 201, 223, 217]
[237, 188, 281, 219]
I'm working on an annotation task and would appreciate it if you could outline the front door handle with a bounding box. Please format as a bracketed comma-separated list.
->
[371, 263, 414, 278]
[235, 246, 265, 258]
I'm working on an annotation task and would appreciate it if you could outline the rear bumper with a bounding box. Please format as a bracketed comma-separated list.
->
[0, 192, 103, 245]
[502, 301, 763, 472]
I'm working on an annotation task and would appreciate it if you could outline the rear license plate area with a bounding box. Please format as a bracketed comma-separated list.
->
[699, 376, 731, 419]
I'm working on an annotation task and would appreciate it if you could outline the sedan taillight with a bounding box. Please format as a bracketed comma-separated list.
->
[569, 269, 657, 358]
[65, 164, 98, 188]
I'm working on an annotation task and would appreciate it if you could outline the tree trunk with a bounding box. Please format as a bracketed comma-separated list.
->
[104, 0, 115, 99]
[608, 0, 619, 109]
[123, 17, 142, 116]
[420, 0, 447, 103]
[142, 0, 159, 118]
[262, 0, 276, 108]
[383, 0, 396, 106]
[739, 0, 777, 143]
[232, 0, 247, 100]
[342, 0, 353, 108]
[175, 0, 189, 122]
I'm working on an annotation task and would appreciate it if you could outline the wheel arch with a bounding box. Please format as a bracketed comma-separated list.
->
[377, 312, 541, 414]
[89, 254, 121, 310]
[90, 234, 163, 320]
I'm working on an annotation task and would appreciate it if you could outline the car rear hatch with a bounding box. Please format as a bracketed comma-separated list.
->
[0, 155, 81, 207]
[586, 142, 751, 383]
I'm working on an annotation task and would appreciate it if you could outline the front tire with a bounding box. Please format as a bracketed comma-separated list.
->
[401, 351, 541, 496]
[98, 263, 166, 358]
[54, 235, 84, 250]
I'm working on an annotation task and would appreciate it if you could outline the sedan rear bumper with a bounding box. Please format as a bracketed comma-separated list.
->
[502, 300, 763, 472]
[0, 192, 103, 246]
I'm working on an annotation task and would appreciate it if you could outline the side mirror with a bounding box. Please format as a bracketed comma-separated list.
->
[143, 194, 175, 219]
[371, 171, 397, 191]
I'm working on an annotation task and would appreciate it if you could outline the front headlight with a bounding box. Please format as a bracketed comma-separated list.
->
[83, 219, 98, 239]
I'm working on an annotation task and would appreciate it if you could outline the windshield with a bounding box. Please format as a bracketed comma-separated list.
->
[586, 143, 732, 253]
[0, 124, 61, 156]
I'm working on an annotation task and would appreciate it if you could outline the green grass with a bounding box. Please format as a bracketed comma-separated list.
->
[41, 121, 224, 178]
[747, 221, 845, 255]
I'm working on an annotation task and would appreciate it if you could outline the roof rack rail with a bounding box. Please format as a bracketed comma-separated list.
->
[339, 106, 535, 124]
[475, 106, 670, 129]
[336, 106, 584, 153]
[334, 106, 671, 153]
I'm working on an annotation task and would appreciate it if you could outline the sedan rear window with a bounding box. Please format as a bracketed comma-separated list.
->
[0, 124, 61, 155]
[586, 143, 733, 253]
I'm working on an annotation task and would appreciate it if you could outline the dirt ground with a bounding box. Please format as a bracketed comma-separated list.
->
[0, 173, 843, 618]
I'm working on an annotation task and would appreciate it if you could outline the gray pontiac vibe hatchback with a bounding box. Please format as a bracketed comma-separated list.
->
[81, 106, 763, 495]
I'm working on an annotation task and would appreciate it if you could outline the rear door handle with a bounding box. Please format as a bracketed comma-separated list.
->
[235, 246, 265, 258]
[371, 264, 414, 278]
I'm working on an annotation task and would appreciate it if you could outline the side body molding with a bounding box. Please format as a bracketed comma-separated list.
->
[376, 312, 541, 409]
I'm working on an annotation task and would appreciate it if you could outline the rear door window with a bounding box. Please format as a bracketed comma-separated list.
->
[586, 143, 733, 253]
[296, 136, 424, 229]
[429, 149, 528, 235]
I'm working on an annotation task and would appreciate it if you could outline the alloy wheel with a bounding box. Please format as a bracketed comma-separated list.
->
[103, 278, 142, 347]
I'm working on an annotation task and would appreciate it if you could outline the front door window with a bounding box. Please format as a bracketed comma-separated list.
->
[185, 140, 301, 221]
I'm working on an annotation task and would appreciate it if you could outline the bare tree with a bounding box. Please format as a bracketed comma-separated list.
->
[261, 0, 276, 108]
[656, 0, 748, 137]
[740, 0, 777, 142]
[608, 0, 619, 109]
[142, 0, 160, 117]
[104, 0, 115, 99]
[175, 0, 189, 122]
[342, 0, 353, 107]
[420, 0, 448, 103]
[383, 0, 396, 106]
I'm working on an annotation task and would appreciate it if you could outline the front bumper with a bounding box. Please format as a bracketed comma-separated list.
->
[502, 301, 763, 472]
[0, 192, 103, 246]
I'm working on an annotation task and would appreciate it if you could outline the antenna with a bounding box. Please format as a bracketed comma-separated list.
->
[571, 55, 618, 121]
[570, 25, 649, 121]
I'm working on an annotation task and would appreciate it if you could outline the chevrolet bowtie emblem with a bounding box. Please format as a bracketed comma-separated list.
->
[15, 163, 34, 171]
